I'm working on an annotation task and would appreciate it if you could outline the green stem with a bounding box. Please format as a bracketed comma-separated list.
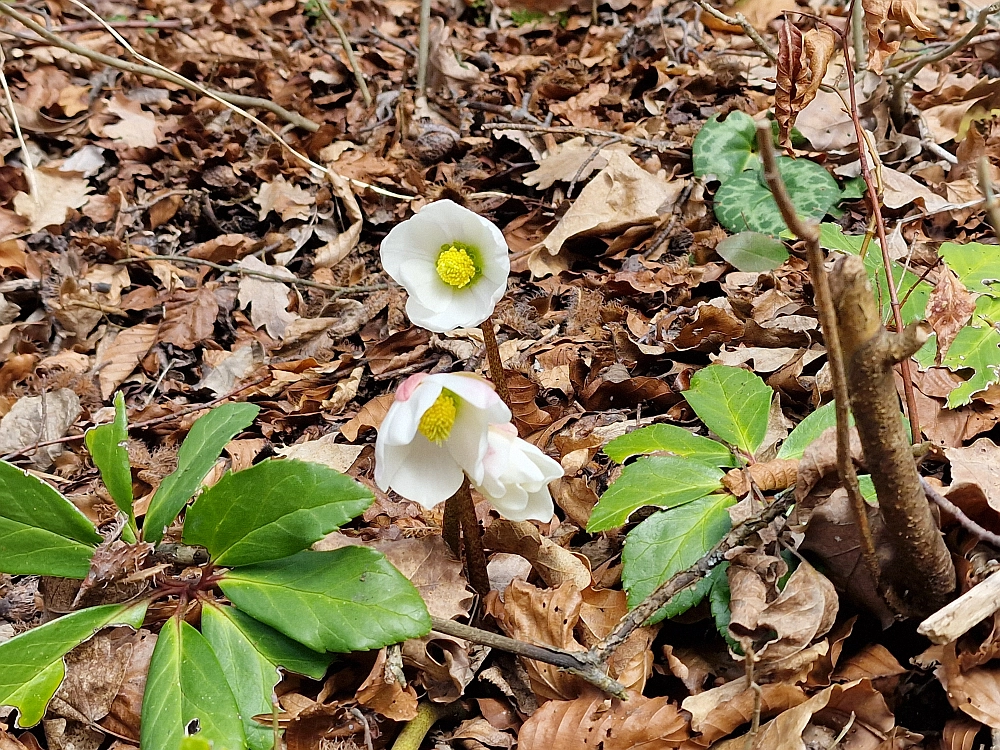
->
[391, 701, 464, 750]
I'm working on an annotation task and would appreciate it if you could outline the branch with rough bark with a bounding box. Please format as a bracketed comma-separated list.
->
[830, 255, 956, 616]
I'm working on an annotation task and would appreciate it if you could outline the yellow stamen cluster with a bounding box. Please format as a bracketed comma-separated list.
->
[435, 246, 477, 289]
[418, 391, 459, 443]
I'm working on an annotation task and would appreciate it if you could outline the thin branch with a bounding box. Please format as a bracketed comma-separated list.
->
[755, 122, 884, 601]
[416, 0, 431, 100]
[590, 492, 795, 664]
[0, 43, 36, 206]
[921, 478, 1000, 548]
[978, 156, 1000, 241]
[429, 617, 628, 699]
[116, 254, 386, 295]
[316, 0, 372, 107]
[692, 0, 778, 62]
[841, 31, 922, 442]
[1, 377, 269, 462]
[480, 122, 681, 152]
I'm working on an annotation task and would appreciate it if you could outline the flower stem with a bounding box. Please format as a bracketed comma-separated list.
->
[481, 316, 512, 409]
[443, 480, 491, 598]
[442, 489, 462, 557]
[391, 701, 466, 750]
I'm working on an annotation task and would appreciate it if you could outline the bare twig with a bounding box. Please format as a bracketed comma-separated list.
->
[755, 123, 883, 604]
[481, 316, 512, 409]
[850, 0, 865, 72]
[590, 491, 795, 664]
[1, 377, 269, 462]
[416, 0, 431, 99]
[116, 254, 386, 295]
[692, 0, 778, 62]
[316, 0, 372, 107]
[978, 156, 1000, 241]
[429, 617, 628, 698]
[921, 478, 1000, 548]
[841, 32, 922, 442]
[480, 122, 682, 153]
[0, 44, 36, 205]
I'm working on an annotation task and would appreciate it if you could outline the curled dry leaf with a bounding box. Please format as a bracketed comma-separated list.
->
[928, 268, 977, 361]
[402, 634, 474, 703]
[357, 648, 419, 721]
[483, 519, 591, 590]
[682, 678, 808, 747]
[506, 371, 554, 435]
[517, 691, 690, 750]
[864, 0, 934, 73]
[95, 323, 161, 399]
[722, 458, 799, 496]
[937, 641, 1000, 727]
[341, 393, 396, 442]
[775, 22, 805, 148]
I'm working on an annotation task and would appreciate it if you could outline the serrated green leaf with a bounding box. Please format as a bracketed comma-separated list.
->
[715, 232, 789, 272]
[202, 604, 331, 750]
[587, 455, 724, 532]
[622, 494, 735, 624]
[144, 402, 260, 543]
[183, 459, 373, 566]
[604, 424, 734, 467]
[778, 401, 854, 460]
[0, 460, 101, 577]
[142, 616, 247, 750]
[692, 111, 759, 183]
[713, 158, 840, 236]
[220, 548, 431, 653]
[939, 241, 1000, 295]
[684, 365, 772, 454]
[942, 316, 1000, 406]
[0, 601, 147, 728]
[85, 391, 133, 521]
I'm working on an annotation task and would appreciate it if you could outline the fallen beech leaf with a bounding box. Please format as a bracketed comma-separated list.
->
[276, 434, 364, 473]
[518, 691, 690, 750]
[357, 648, 418, 721]
[523, 137, 634, 190]
[341, 394, 396, 442]
[483, 519, 591, 590]
[681, 678, 808, 746]
[775, 22, 805, 147]
[314, 173, 363, 268]
[254, 175, 313, 222]
[95, 323, 160, 399]
[929, 268, 978, 361]
[722, 458, 799, 496]
[402, 633, 474, 702]
[946, 438, 1000, 514]
[101, 631, 157, 741]
[864, 0, 934, 72]
[507, 371, 553, 434]
[237, 256, 299, 339]
[374, 535, 473, 621]
[0, 388, 82, 469]
[159, 286, 219, 350]
[103, 94, 157, 148]
[13, 167, 91, 232]
[542, 151, 685, 256]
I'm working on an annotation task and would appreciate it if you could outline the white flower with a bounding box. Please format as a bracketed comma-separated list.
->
[375, 372, 511, 508]
[475, 423, 562, 522]
[380, 199, 510, 333]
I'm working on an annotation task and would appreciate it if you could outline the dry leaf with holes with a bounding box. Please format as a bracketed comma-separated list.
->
[237, 256, 299, 339]
[13, 167, 91, 232]
[94, 323, 160, 399]
[928, 269, 977, 362]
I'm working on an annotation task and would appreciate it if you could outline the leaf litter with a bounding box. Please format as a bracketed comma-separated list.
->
[5, 0, 1000, 745]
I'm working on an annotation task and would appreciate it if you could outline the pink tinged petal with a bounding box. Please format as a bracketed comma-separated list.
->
[386, 435, 465, 508]
[397, 373, 428, 402]
[398, 258, 455, 313]
[378, 381, 443, 447]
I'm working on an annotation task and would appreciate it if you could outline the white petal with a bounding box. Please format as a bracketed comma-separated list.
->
[433, 373, 509, 418]
[485, 483, 531, 518]
[512, 486, 555, 522]
[380, 209, 452, 278]
[446, 408, 492, 485]
[439, 289, 493, 329]
[378, 381, 443, 447]
[399, 258, 454, 313]
[386, 435, 465, 508]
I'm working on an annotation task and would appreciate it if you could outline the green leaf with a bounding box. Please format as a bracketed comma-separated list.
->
[777, 401, 853, 460]
[0, 601, 147, 728]
[143, 402, 260, 543]
[942, 314, 1000, 406]
[839, 176, 866, 201]
[939, 241, 1000, 295]
[220, 548, 431, 653]
[85, 391, 133, 521]
[707, 563, 740, 651]
[184, 459, 373, 567]
[141, 616, 247, 750]
[0, 460, 101, 577]
[587, 455, 724, 532]
[604, 424, 735, 467]
[684, 365, 772, 454]
[715, 232, 789, 272]
[202, 604, 332, 750]
[859, 474, 877, 504]
[692, 111, 759, 183]
[622, 494, 735, 624]
[713, 157, 840, 236]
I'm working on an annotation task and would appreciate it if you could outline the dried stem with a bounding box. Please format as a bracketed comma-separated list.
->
[316, 0, 372, 108]
[692, 0, 778, 62]
[841, 32, 922, 443]
[590, 492, 795, 664]
[0, 44, 36, 206]
[416, 0, 431, 100]
[447, 480, 491, 598]
[978, 156, 1000, 241]
[755, 123, 883, 599]
[481, 316, 512, 409]
[429, 617, 628, 698]
[921, 478, 1000, 549]
[116, 254, 386, 296]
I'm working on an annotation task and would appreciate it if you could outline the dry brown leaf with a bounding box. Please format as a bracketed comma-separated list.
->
[13, 167, 91, 232]
[832, 643, 906, 682]
[799, 27, 837, 115]
[523, 137, 635, 190]
[541, 151, 685, 256]
[237, 256, 299, 339]
[276, 434, 364, 473]
[722, 458, 798, 496]
[0, 389, 82, 470]
[518, 691, 690, 750]
[342, 393, 396, 442]
[494, 580, 591, 700]
[101, 631, 156, 741]
[864, 0, 933, 73]
[578, 587, 656, 693]
[314, 173, 363, 268]
[938, 640, 1000, 727]
[48, 632, 133, 725]
[357, 648, 419, 721]
[254, 175, 313, 222]
[103, 94, 157, 149]
[507, 371, 554, 435]
[942, 717, 983, 750]
[159, 287, 218, 350]
[681, 679, 808, 747]
[374, 535, 473, 621]
[946, 438, 1000, 514]
[483, 519, 591, 590]
[95, 323, 160, 399]
[402, 633, 474, 702]
[775, 22, 805, 148]
[929, 269, 978, 362]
